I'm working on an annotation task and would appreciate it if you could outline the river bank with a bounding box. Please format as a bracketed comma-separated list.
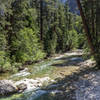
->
[0, 50, 96, 100]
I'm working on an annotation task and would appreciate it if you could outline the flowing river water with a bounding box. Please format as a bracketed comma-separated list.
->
[1, 50, 95, 100]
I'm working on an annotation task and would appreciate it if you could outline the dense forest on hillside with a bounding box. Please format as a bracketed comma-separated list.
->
[0, 0, 85, 73]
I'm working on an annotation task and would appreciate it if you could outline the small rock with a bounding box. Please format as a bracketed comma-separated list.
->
[36, 77, 50, 84]
[21, 68, 28, 72]
[50, 90, 63, 96]
[16, 83, 27, 92]
[84, 74, 89, 78]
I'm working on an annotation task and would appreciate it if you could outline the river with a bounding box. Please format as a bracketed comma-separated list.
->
[0, 50, 85, 100]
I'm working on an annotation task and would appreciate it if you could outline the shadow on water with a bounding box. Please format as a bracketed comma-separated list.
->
[24, 55, 96, 100]
[0, 52, 95, 100]
[55, 55, 82, 61]
[35, 66, 97, 100]
[52, 55, 84, 67]
[0, 66, 96, 100]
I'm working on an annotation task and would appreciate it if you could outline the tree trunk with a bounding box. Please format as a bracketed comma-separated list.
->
[76, 0, 95, 54]
[40, 0, 43, 40]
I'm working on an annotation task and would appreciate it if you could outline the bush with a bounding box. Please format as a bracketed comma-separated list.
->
[0, 32, 11, 72]
[67, 30, 78, 49]
[78, 34, 86, 49]
[0, 51, 11, 72]
[12, 28, 45, 63]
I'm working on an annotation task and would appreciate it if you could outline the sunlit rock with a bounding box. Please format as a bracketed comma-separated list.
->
[0, 80, 18, 95]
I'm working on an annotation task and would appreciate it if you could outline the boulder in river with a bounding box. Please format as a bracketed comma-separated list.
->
[0, 80, 18, 95]
[15, 77, 52, 93]
[15, 78, 42, 93]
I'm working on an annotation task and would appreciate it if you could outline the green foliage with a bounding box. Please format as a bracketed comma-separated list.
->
[44, 26, 57, 56]
[78, 34, 86, 49]
[43, 1, 80, 54]
[67, 30, 78, 49]
[0, 51, 11, 72]
[0, 31, 11, 72]
[0, 33, 7, 51]
[12, 28, 45, 63]
[81, 0, 100, 66]
[0, 0, 85, 73]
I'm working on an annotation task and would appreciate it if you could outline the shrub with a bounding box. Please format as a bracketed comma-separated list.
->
[12, 28, 45, 63]
[0, 51, 11, 72]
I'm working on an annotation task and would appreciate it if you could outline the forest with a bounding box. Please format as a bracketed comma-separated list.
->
[0, 0, 100, 100]
[0, 0, 85, 73]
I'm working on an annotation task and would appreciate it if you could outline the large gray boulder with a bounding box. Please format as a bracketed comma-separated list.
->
[0, 80, 18, 95]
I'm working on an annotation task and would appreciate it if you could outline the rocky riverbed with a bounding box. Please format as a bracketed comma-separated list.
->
[0, 50, 98, 100]
[75, 71, 100, 100]
[0, 77, 53, 96]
